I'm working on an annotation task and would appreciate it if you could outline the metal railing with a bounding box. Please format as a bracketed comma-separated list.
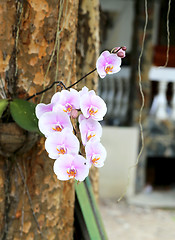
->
[98, 67, 131, 125]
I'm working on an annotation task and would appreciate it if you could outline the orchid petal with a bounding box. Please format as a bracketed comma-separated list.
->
[45, 128, 79, 159]
[53, 88, 80, 115]
[35, 103, 54, 119]
[80, 118, 102, 145]
[39, 111, 73, 137]
[96, 50, 122, 78]
[54, 154, 89, 181]
[85, 140, 107, 168]
[80, 93, 107, 121]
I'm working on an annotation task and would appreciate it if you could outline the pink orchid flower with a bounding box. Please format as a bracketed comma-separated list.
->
[85, 140, 107, 168]
[80, 92, 107, 121]
[35, 103, 54, 119]
[38, 110, 73, 137]
[53, 154, 90, 181]
[96, 50, 121, 78]
[45, 128, 79, 159]
[52, 88, 80, 116]
[79, 86, 89, 96]
[78, 114, 86, 123]
[79, 118, 102, 146]
[51, 91, 61, 105]
[79, 86, 96, 97]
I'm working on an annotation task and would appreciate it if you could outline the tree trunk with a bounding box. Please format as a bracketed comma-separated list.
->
[0, 0, 79, 239]
[76, 0, 100, 201]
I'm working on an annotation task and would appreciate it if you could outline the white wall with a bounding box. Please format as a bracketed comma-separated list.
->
[100, 0, 134, 52]
[100, 0, 161, 51]
[99, 126, 139, 199]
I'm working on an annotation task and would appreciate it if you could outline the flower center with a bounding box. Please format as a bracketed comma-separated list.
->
[87, 131, 96, 141]
[52, 123, 63, 132]
[63, 103, 73, 113]
[56, 145, 67, 155]
[89, 106, 98, 116]
[105, 64, 113, 74]
[91, 154, 100, 164]
[67, 166, 77, 178]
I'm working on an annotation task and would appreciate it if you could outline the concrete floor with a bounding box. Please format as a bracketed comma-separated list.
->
[99, 198, 175, 240]
[128, 189, 175, 208]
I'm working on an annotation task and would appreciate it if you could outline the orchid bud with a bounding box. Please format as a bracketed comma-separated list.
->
[117, 51, 125, 58]
[71, 109, 79, 119]
[122, 46, 127, 51]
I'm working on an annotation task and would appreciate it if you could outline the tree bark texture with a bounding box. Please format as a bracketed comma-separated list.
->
[76, 0, 100, 201]
[0, 0, 80, 239]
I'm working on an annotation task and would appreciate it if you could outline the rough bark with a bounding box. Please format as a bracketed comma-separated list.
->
[0, 0, 79, 239]
[76, 0, 100, 201]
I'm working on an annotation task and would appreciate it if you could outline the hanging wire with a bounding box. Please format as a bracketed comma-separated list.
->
[160, 0, 171, 68]
[40, 0, 70, 102]
[0, 76, 6, 99]
[118, 0, 148, 202]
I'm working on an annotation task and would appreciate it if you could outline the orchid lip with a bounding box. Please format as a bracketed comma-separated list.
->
[56, 145, 67, 155]
[89, 106, 98, 116]
[105, 64, 113, 74]
[91, 154, 100, 164]
[87, 131, 96, 141]
[52, 123, 63, 132]
[63, 103, 73, 113]
[67, 166, 77, 178]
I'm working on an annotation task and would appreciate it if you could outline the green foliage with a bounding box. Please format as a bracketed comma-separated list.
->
[10, 99, 40, 133]
[0, 99, 8, 118]
[75, 177, 108, 240]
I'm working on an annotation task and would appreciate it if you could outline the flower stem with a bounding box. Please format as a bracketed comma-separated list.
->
[66, 68, 97, 89]
[26, 81, 67, 101]
[27, 46, 124, 101]
[26, 68, 97, 100]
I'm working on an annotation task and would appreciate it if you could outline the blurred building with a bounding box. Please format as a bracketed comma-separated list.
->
[99, 0, 175, 207]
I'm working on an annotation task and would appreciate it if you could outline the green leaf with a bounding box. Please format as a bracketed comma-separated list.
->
[0, 99, 8, 118]
[10, 99, 40, 133]
[75, 177, 108, 240]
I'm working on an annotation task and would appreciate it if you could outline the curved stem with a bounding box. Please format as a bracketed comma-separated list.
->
[66, 68, 97, 89]
[26, 81, 67, 101]
[26, 68, 97, 100]
[27, 46, 124, 101]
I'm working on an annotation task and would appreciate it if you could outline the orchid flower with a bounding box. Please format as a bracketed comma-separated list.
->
[79, 86, 89, 96]
[79, 118, 102, 145]
[53, 154, 90, 181]
[52, 88, 80, 116]
[45, 128, 79, 159]
[85, 140, 107, 168]
[96, 50, 121, 78]
[80, 92, 107, 121]
[33, 44, 124, 182]
[38, 110, 73, 137]
[35, 103, 54, 119]
[79, 86, 96, 97]
[78, 114, 86, 123]
[51, 91, 61, 105]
